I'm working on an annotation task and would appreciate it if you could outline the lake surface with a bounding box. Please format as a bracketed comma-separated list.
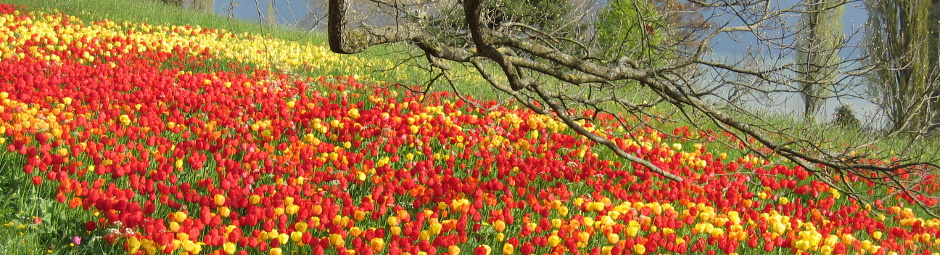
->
[208, 0, 888, 128]
[211, 0, 321, 29]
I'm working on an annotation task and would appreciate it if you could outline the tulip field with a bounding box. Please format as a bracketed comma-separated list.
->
[3, 3, 940, 255]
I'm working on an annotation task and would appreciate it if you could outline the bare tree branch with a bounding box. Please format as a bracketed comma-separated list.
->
[325, 0, 940, 216]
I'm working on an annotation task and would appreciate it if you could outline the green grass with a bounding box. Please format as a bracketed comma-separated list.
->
[3, 0, 328, 45]
[0, 146, 113, 254]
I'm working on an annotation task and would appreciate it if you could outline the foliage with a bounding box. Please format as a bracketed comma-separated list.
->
[426, 0, 575, 48]
[865, 0, 937, 132]
[159, 0, 216, 11]
[157, 0, 183, 7]
[595, 0, 709, 60]
[795, 0, 844, 120]
[832, 104, 861, 129]
[0, 137, 115, 254]
[595, 0, 664, 63]
[485, 0, 572, 31]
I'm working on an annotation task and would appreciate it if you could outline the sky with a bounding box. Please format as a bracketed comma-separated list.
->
[209, 0, 889, 127]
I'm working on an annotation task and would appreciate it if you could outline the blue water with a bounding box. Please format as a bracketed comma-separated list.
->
[209, 0, 886, 126]
[212, 0, 321, 29]
[210, 0, 867, 55]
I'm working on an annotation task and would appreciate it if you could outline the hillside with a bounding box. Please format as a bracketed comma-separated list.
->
[0, 1, 938, 255]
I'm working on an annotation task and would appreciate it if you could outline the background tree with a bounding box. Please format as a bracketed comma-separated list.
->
[486, 0, 573, 32]
[326, 0, 940, 216]
[927, 0, 940, 129]
[189, 0, 216, 12]
[865, 0, 938, 133]
[158, 0, 184, 7]
[795, 0, 844, 121]
[156, 0, 215, 12]
[267, 2, 276, 26]
[595, 0, 664, 65]
[833, 104, 861, 129]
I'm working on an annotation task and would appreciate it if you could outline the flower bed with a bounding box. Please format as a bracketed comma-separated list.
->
[1, 4, 938, 255]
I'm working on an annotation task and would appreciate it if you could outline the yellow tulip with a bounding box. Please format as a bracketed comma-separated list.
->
[127, 236, 141, 254]
[213, 194, 226, 206]
[607, 233, 620, 244]
[370, 238, 385, 252]
[429, 221, 443, 235]
[548, 235, 561, 247]
[222, 242, 236, 254]
[329, 233, 345, 247]
[448, 245, 460, 255]
[350, 227, 362, 237]
[295, 222, 308, 232]
[633, 244, 646, 255]
[502, 243, 514, 255]
[493, 220, 506, 232]
[291, 231, 303, 243]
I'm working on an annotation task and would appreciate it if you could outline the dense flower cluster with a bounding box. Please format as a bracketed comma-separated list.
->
[0, 4, 377, 74]
[2, 4, 940, 255]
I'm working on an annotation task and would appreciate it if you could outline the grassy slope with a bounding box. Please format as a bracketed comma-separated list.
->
[2, 0, 488, 93]
[3, 0, 932, 204]
[0, 0, 904, 145]
[1, 0, 939, 254]
[0, 2, 317, 253]
[3, 0, 327, 44]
